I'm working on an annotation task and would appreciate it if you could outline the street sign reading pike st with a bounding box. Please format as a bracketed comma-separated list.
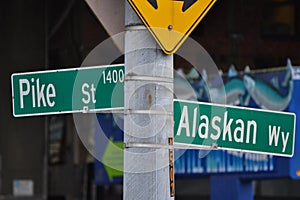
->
[174, 100, 296, 157]
[11, 65, 124, 117]
[127, 0, 217, 54]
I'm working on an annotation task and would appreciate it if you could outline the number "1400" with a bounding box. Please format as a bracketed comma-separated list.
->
[102, 69, 124, 84]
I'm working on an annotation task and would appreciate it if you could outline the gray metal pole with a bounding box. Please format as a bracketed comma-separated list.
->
[124, 1, 174, 199]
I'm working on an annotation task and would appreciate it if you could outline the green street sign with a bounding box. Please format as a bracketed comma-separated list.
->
[174, 99, 296, 157]
[11, 65, 124, 117]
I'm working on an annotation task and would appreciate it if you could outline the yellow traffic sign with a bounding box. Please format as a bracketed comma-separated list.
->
[127, 0, 217, 54]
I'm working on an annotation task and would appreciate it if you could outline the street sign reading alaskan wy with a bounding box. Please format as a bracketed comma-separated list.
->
[174, 100, 296, 157]
[127, 0, 217, 54]
[11, 65, 124, 117]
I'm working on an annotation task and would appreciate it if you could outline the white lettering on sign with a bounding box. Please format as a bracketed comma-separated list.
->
[268, 126, 290, 153]
[176, 105, 258, 145]
[19, 78, 56, 109]
[102, 69, 124, 84]
[176, 106, 190, 137]
[81, 83, 96, 104]
[19, 79, 30, 108]
[211, 115, 221, 140]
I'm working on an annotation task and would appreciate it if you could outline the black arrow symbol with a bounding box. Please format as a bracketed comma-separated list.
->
[147, 0, 198, 12]
[176, 0, 198, 12]
[147, 0, 158, 9]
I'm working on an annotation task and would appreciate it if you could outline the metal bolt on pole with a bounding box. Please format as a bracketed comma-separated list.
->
[123, 1, 174, 199]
